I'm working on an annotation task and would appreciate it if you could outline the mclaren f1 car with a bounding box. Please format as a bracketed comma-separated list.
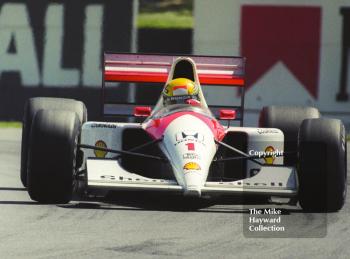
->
[20, 53, 347, 212]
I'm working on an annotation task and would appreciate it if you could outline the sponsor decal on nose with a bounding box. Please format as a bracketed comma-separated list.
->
[183, 162, 201, 171]
[175, 131, 205, 144]
[183, 153, 201, 160]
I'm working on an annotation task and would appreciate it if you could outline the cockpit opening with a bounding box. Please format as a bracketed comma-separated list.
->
[172, 59, 195, 81]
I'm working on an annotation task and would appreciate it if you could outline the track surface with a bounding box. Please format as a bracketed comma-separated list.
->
[0, 128, 349, 258]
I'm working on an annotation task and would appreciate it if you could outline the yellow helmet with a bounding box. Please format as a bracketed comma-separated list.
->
[163, 78, 199, 97]
[162, 78, 200, 106]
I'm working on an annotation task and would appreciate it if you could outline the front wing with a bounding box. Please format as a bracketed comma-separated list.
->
[86, 159, 298, 197]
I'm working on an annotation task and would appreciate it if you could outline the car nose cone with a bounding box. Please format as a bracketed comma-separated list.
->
[184, 186, 201, 197]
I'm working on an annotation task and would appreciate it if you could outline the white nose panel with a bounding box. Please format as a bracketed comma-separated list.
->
[161, 114, 217, 193]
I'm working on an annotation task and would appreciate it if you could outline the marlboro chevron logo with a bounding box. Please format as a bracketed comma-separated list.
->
[241, 6, 321, 98]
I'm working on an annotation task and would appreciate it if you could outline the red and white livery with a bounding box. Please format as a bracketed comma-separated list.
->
[83, 54, 294, 197]
[22, 53, 347, 212]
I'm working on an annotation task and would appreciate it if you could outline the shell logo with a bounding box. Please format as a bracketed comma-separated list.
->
[183, 162, 201, 171]
[264, 146, 275, 165]
[94, 140, 107, 158]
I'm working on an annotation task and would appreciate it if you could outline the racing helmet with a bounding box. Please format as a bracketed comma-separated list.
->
[163, 78, 200, 106]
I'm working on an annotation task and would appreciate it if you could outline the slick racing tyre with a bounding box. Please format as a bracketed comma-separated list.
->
[298, 118, 347, 212]
[259, 106, 320, 166]
[21, 97, 87, 187]
[27, 110, 81, 203]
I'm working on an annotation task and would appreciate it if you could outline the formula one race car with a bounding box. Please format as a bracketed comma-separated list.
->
[20, 53, 347, 212]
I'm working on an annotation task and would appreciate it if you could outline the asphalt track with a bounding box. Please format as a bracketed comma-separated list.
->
[0, 128, 349, 259]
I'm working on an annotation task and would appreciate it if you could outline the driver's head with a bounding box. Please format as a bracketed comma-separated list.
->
[163, 78, 200, 106]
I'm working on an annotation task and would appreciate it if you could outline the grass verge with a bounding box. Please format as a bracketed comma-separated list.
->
[0, 122, 22, 128]
[137, 11, 193, 29]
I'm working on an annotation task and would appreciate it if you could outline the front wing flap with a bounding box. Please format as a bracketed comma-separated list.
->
[86, 159, 298, 197]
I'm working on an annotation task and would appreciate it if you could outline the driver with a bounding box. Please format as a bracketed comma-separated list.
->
[163, 78, 201, 106]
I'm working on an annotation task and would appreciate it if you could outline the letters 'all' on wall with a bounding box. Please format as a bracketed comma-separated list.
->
[0, 1, 135, 120]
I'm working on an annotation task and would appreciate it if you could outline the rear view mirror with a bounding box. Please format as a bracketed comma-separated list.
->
[219, 109, 236, 120]
[134, 106, 151, 117]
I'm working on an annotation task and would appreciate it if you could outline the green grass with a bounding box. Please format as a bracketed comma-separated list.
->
[137, 11, 193, 29]
[139, 0, 193, 13]
[0, 121, 22, 128]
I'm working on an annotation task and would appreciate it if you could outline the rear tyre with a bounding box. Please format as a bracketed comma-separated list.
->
[27, 110, 81, 203]
[259, 106, 320, 166]
[21, 97, 87, 187]
[298, 118, 347, 212]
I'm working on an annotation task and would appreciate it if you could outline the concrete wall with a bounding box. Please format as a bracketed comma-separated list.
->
[0, 0, 136, 120]
[194, 0, 350, 128]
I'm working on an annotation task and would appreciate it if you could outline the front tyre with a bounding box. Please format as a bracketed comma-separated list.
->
[27, 110, 81, 203]
[21, 97, 87, 187]
[298, 118, 347, 212]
